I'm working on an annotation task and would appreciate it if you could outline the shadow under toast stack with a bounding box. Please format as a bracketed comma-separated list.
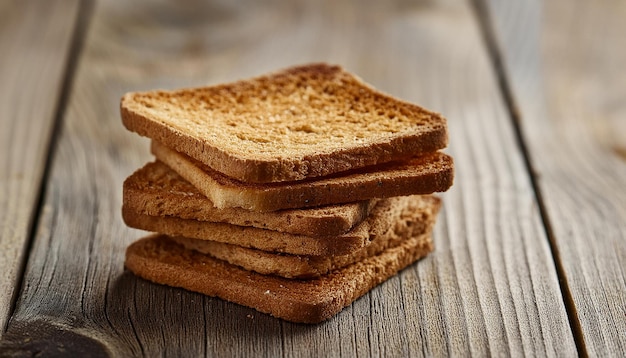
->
[120, 64, 454, 323]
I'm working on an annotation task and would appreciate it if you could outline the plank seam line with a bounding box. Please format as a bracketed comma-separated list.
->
[469, 0, 588, 356]
[3, 0, 96, 334]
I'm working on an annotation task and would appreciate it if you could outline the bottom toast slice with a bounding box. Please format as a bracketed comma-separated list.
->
[125, 233, 434, 324]
[170, 195, 440, 278]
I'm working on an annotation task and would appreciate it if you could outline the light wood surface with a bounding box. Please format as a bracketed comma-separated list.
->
[0, 0, 623, 356]
[0, 0, 81, 335]
[484, 0, 626, 355]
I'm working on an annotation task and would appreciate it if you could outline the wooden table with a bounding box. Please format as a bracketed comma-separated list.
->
[1, 0, 624, 356]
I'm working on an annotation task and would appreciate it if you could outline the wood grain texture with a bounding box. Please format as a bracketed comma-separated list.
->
[1, 0, 576, 356]
[0, 0, 81, 336]
[484, 0, 626, 355]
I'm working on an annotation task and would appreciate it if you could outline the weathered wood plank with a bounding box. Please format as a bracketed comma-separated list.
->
[483, 0, 626, 355]
[1, 0, 576, 355]
[0, 0, 81, 336]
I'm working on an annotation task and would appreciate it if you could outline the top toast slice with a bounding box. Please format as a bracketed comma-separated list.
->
[121, 63, 448, 183]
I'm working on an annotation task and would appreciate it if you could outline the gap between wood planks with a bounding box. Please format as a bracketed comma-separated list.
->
[2, 0, 96, 336]
[470, 0, 588, 356]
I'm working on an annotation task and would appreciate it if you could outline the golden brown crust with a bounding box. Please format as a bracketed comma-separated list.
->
[152, 141, 454, 212]
[121, 63, 448, 183]
[124, 232, 434, 323]
[123, 161, 377, 237]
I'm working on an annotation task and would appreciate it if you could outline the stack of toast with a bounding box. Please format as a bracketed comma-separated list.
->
[120, 64, 454, 323]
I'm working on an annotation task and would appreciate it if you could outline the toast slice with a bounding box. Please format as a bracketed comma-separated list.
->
[121, 63, 448, 183]
[152, 141, 454, 212]
[171, 195, 440, 278]
[122, 196, 429, 256]
[125, 232, 434, 323]
[124, 161, 377, 237]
